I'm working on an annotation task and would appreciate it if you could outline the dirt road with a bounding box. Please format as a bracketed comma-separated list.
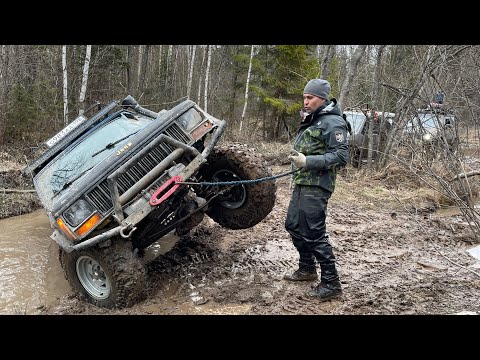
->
[41, 165, 480, 315]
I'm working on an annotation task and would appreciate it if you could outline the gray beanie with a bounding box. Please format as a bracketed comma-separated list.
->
[303, 79, 331, 100]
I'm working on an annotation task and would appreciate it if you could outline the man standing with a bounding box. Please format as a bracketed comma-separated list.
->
[284, 78, 348, 301]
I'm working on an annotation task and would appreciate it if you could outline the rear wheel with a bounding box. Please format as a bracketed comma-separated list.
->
[59, 238, 147, 309]
[200, 143, 276, 229]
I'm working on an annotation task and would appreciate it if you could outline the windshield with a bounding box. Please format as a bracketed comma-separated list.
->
[344, 112, 366, 134]
[405, 113, 441, 134]
[34, 112, 153, 209]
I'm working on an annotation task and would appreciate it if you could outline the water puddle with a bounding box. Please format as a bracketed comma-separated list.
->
[0, 209, 71, 314]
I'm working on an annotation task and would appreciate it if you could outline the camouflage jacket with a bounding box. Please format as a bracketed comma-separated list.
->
[292, 98, 349, 193]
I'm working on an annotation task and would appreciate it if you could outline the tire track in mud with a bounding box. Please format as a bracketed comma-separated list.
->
[143, 224, 345, 314]
[141, 204, 480, 315]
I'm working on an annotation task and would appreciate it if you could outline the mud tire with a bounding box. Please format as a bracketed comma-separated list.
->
[200, 143, 276, 229]
[59, 238, 147, 309]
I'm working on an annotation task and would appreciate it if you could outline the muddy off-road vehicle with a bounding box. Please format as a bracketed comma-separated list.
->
[403, 107, 458, 152]
[343, 109, 394, 167]
[23, 96, 276, 309]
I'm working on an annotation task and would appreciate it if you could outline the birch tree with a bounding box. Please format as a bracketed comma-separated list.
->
[229, 45, 239, 123]
[186, 45, 196, 99]
[78, 45, 92, 116]
[338, 45, 367, 111]
[126, 45, 133, 94]
[0, 45, 6, 141]
[0, 46, 4, 87]
[240, 45, 254, 134]
[62, 45, 68, 126]
[138, 45, 150, 100]
[157, 45, 162, 80]
[171, 46, 178, 99]
[166, 45, 173, 97]
[367, 45, 385, 169]
[204, 45, 212, 112]
[136, 45, 143, 95]
[197, 46, 206, 104]
[0, 45, 6, 103]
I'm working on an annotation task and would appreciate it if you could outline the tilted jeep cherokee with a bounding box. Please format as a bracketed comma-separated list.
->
[23, 96, 276, 309]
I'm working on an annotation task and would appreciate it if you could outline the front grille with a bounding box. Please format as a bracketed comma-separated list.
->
[85, 123, 190, 214]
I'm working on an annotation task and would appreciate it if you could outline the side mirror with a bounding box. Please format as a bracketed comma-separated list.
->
[121, 95, 138, 108]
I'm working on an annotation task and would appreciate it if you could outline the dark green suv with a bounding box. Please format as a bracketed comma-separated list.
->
[24, 96, 276, 309]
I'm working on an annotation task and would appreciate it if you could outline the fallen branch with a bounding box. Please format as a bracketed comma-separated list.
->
[0, 189, 36, 194]
[382, 179, 480, 278]
[450, 170, 480, 182]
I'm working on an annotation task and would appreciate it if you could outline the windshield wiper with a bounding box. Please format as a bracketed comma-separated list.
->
[91, 130, 140, 158]
[51, 166, 94, 199]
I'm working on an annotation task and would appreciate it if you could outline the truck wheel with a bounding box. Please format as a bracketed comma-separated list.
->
[59, 239, 146, 309]
[200, 143, 276, 229]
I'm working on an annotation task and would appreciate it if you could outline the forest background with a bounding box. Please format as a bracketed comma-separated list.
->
[0, 44, 479, 239]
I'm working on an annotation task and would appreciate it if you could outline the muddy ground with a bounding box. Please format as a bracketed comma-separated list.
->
[16, 163, 476, 316]
[2, 143, 480, 315]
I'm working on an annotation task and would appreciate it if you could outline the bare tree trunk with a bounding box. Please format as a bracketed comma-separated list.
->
[316, 45, 321, 66]
[229, 46, 239, 123]
[138, 45, 150, 101]
[136, 45, 143, 96]
[0, 45, 6, 141]
[186, 45, 196, 99]
[62, 45, 68, 126]
[157, 45, 162, 78]
[240, 45, 254, 135]
[126, 45, 133, 94]
[142, 45, 152, 93]
[379, 46, 437, 167]
[0, 45, 4, 92]
[367, 45, 386, 169]
[210, 46, 228, 115]
[78, 45, 92, 116]
[338, 45, 367, 111]
[166, 45, 173, 98]
[263, 106, 267, 140]
[196, 46, 206, 104]
[204, 45, 212, 112]
[172, 46, 178, 99]
[321, 45, 335, 78]
[0, 45, 5, 103]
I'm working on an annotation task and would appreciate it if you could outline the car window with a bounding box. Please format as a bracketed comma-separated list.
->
[34, 112, 153, 209]
[345, 112, 366, 134]
[409, 113, 448, 129]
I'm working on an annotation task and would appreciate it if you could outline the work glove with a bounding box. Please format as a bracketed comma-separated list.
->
[289, 150, 306, 169]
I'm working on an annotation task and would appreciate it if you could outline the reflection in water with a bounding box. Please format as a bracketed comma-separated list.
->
[0, 209, 70, 314]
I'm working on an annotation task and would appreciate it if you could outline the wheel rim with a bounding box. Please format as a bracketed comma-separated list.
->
[76, 255, 111, 300]
[212, 169, 246, 209]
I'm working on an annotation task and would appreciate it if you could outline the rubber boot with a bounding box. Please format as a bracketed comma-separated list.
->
[306, 280, 342, 301]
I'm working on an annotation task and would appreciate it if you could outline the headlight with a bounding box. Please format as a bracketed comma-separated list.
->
[63, 199, 94, 227]
[178, 108, 203, 131]
[423, 133, 432, 141]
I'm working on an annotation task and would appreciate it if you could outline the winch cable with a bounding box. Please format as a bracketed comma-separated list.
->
[141, 168, 299, 244]
[175, 168, 300, 187]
